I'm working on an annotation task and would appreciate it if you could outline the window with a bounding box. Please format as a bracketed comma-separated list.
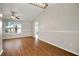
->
[5, 21, 21, 34]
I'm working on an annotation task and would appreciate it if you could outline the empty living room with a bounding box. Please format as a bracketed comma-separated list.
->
[0, 3, 79, 57]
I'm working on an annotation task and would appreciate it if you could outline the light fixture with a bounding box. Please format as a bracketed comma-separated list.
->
[0, 14, 3, 17]
[29, 3, 48, 9]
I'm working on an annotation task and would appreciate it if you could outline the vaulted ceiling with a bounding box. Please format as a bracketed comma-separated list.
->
[0, 3, 53, 21]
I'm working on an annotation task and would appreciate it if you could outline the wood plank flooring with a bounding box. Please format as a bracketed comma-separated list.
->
[2, 37, 76, 56]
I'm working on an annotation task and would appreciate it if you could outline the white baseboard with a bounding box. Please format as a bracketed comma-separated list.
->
[39, 39, 79, 56]
[3, 36, 33, 39]
[0, 49, 3, 56]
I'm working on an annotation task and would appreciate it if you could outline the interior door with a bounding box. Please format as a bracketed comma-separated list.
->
[34, 21, 39, 44]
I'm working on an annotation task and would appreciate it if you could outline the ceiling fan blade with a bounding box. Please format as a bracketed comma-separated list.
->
[10, 11, 20, 19]
[15, 16, 20, 19]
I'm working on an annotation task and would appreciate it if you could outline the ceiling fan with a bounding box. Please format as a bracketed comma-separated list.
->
[11, 11, 20, 20]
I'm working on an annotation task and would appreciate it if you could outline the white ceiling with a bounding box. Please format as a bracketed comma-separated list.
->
[0, 3, 53, 21]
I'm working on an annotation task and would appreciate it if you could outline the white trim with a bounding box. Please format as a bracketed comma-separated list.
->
[0, 49, 3, 56]
[3, 36, 33, 39]
[40, 31, 79, 33]
[39, 39, 79, 55]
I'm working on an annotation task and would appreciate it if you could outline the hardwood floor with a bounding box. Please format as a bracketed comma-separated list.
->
[2, 37, 76, 56]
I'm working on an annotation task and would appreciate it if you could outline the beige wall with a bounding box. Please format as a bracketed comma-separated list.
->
[35, 3, 79, 55]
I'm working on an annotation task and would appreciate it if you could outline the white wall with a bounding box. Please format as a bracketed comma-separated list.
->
[35, 3, 79, 55]
[3, 19, 33, 39]
[0, 17, 2, 54]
